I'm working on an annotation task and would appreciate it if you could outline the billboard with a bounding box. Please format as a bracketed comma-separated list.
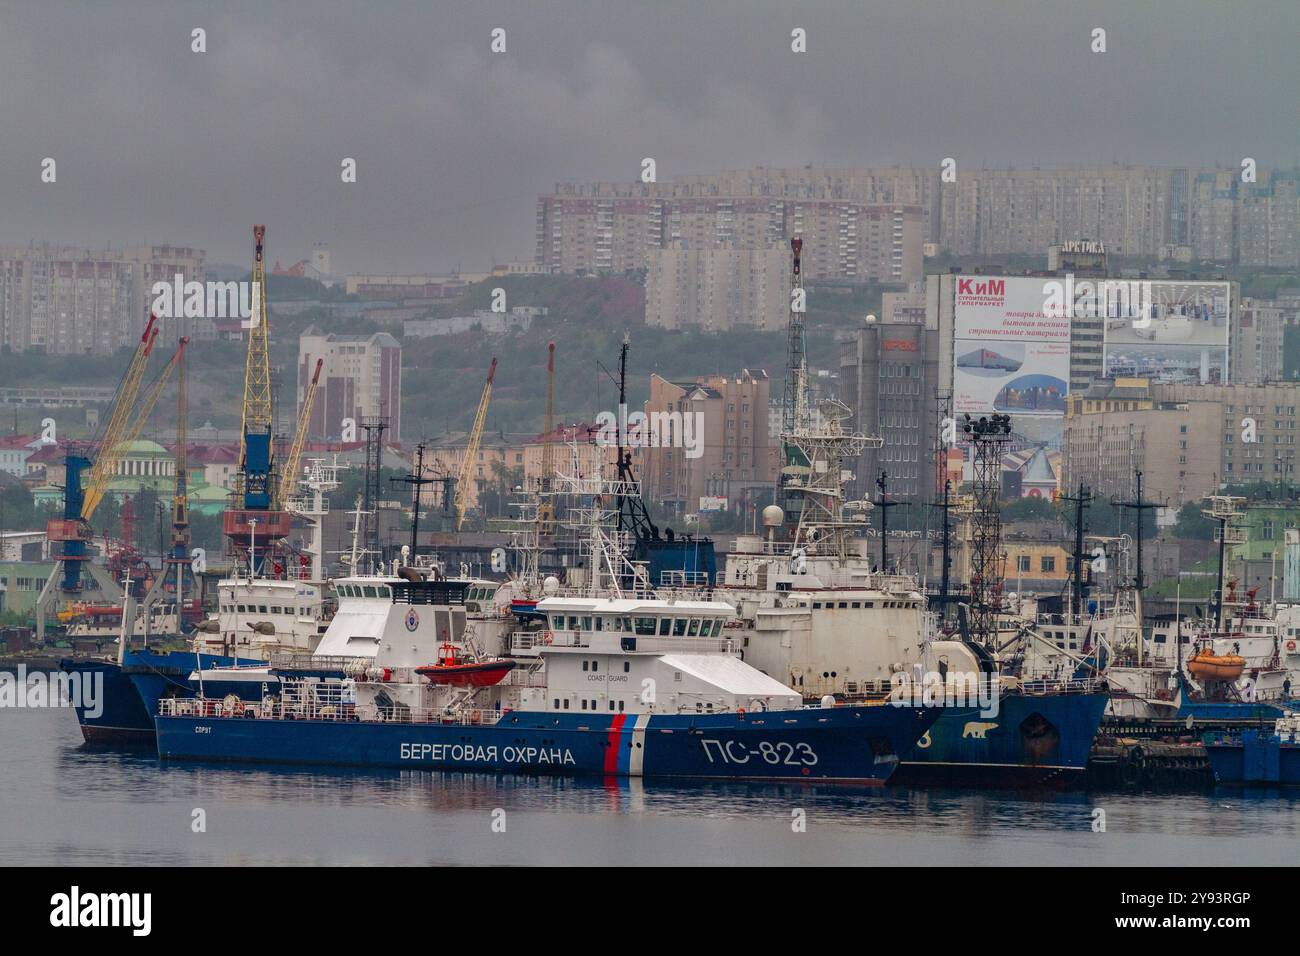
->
[1101, 280, 1231, 384]
[953, 276, 1071, 418]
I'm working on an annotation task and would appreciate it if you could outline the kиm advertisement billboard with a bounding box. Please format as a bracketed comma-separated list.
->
[952, 276, 1070, 418]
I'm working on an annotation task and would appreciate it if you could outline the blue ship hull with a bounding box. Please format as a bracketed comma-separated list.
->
[57, 658, 155, 746]
[1205, 731, 1300, 784]
[1177, 700, 1289, 722]
[892, 692, 1109, 788]
[155, 703, 940, 784]
[61, 649, 257, 746]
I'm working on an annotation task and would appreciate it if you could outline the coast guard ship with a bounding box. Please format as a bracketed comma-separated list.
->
[156, 475, 939, 782]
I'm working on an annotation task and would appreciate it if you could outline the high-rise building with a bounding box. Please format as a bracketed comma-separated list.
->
[645, 242, 787, 331]
[298, 328, 402, 443]
[542, 164, 1300, 272]
[837, 314, 940, 502]
[536, 185, 924, 284]
[0, 243, 205, 354]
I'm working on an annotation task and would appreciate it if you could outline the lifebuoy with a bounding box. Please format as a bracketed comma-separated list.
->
[542, 631, 554, 645]
[736, 707, 746, 717]
[1287, 640, 1296, 652]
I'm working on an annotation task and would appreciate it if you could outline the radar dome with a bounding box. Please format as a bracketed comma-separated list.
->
[820, 695, 836, 708]
[543, 575, 560, 595]
[864, 313, 877, 324]
[761, 505, 785, 528]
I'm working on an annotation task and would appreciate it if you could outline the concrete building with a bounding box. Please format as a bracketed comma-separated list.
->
[837, 315, 940, 503]
[0, 243, 206, 354]
[298, 328, 403, 443]
[1061, 377, 1300, 507]
[641, 371, 775, 516]
[544, 164, 1300, 269]
[645, 242, 787, 331]
[1234, 297, 1286, 385]
[536, 186, 924, 284]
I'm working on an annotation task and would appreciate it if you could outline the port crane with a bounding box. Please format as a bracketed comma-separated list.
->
[454, 357, 497, 530]
[278, 358, 324, 511]
[139, 337, 201, 638]
[36, 323, 187, 640]
[223, 225, 290, 573]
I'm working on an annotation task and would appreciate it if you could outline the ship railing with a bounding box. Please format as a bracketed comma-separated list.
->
[159, 689, 509, 727]
[509, 630, 734, 654]
[1017, 677, 1105, 696]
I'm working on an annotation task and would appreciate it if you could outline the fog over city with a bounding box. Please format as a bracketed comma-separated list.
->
[2, 0, 1297, 273]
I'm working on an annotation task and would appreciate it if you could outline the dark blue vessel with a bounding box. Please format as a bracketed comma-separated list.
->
[60, 648, 260, 746]
[155, 700, 939, 783]
[892, 686, 1110, 788]
[1204, 719, 1300, 784]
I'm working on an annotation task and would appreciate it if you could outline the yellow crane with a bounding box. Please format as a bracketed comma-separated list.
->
[454, 357, 497, 530]
[82, 333, 185, 522]
[79, 316, 161, 521]
[277, 358, 324, 509]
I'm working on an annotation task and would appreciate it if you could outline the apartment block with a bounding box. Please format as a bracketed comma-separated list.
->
[641, 370, 775, 515]
[298, 328, 402, 443]
[1061, 377, 1300, 507]
[645, 242, 787, 331]
[0, 243, 205, 354]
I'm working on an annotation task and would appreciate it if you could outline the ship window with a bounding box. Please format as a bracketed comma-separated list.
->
[852, 602, 861, 609]
[259, 605, 268, 613]
[838, 602, 847, 609]
[672, 619, 687, 636]
[553, 698, 559, 709]
[618, 700, 625, 712]
[568, 616, 579, 630]
[592, 660, 599, 672]
[270, 606, 280, 614]
[674, 671, 682, 682]
[864, 602, 874, 608]
[581, 699, 587, 710]
[582, 617, 593, 631]
[582, 660, 589, 671]
[237, 604, 246, 613]
[622, 617, 634, 631]
[363, 586, 378, 598]
[635, 617, 657, 636]
[813, 602, 822, 609]
[687, 619, 700, 637]
[609, 701, 615, 711]
[623, 662, 630, 673]
[551, 615, 564, 629]
[595, 617, 603, 631]
[659, 618, 671, 635]
[563, 699, 569, 709]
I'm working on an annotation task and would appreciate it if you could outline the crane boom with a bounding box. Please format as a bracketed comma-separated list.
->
[82, 336, 184, 521]
[278, 358, 324, 509]
[82, 317, 160, 520]
[239, 224, 274, 509]
[454, 357, 497, 530]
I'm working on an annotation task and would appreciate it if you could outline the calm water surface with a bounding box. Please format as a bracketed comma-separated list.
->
[3, 707, 1298, 865]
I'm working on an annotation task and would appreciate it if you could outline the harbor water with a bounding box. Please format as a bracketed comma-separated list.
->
[4, 707, 1300, 866]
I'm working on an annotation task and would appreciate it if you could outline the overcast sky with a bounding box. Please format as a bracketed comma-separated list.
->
[2, 1, 1297, 274]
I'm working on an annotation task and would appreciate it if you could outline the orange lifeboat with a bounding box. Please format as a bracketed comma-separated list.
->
[1187, 648, 1246, 682]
